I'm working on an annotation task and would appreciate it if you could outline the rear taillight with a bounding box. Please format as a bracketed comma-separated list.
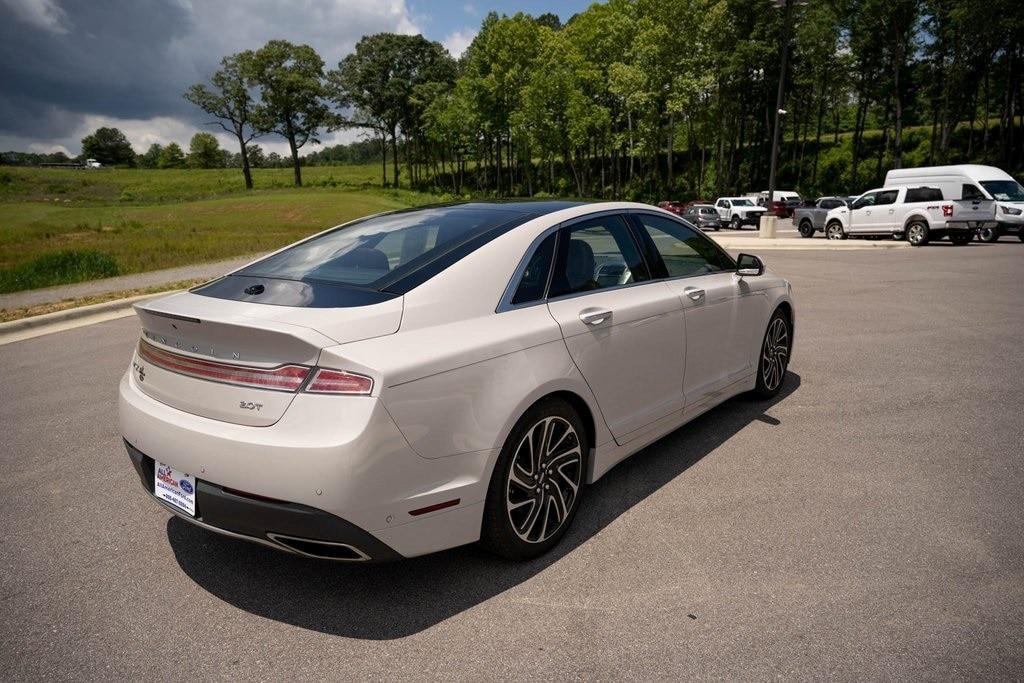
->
[942, 204, 954, 217]
[137, 339, 374, 395]
[138, 340, 309, 391]
[305, 368, 373, 395]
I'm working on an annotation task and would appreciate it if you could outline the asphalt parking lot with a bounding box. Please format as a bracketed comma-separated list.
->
[2, 242, 1023, 679]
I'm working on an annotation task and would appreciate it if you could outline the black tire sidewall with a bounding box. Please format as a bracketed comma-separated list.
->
[799, 221, 814, 238]
[480, 398, 588, 560]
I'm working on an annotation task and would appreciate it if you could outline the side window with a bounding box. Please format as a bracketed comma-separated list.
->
[548, 216, 649, 297]
[820, 199, 839, 209]
[510, 232, 556, 305]
[962, 184, 985, 201]
[852, 193, 876, 210]
[634, 214, 734, 278]
[875, 190, 899, 206]
[905, 187, 944, 202]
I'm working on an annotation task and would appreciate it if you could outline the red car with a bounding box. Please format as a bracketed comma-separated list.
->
[657, 200, 685, 215]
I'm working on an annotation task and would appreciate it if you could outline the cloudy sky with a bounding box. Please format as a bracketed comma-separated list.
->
[0, 0, 589, 156]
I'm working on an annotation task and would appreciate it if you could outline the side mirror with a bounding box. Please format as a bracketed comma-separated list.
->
[736, 253, 764, 277]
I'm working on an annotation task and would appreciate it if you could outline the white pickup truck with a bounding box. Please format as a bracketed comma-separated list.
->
[714, 197, 768, 229]
[823, 185, 998, 246]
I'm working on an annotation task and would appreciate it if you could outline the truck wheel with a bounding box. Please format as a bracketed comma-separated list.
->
[731, 215, 742, 230]
[798, 220, 814, 238]
[825, 221, 846, 240]
[977, 226, 1000, 242]
[950, 232, 972, 246]
[906, 221, 930, 246]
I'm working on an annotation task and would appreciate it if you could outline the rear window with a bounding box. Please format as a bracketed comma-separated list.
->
[905, 187, 943, 202]
[237, 208, 517, 288]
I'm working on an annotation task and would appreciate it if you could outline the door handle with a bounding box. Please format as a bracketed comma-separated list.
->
[579, 307, 612, 325]
[888, 208, 895, 214]
[683, 286, 705, 301]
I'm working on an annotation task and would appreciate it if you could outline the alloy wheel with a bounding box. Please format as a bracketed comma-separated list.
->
[907, 223, 925, 245]
[761, 317, 789, 392]
[826, 223, 843, 240]
[505, 416, 583, 544]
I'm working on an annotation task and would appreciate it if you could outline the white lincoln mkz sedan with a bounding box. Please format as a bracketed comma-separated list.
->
[119, 201, 794, 561]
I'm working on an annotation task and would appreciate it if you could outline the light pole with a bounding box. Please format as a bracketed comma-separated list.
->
[766, 0, 796, 219]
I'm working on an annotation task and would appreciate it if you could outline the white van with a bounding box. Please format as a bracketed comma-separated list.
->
[884, 165, 1024, 242]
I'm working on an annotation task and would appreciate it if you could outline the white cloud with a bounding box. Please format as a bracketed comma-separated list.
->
[442, 28, 476, 58]
[1, 0, 70, 34]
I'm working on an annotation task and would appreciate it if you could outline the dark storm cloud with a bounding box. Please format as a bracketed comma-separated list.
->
[0, 0, 199, 134]
[0, 0, 420, 152]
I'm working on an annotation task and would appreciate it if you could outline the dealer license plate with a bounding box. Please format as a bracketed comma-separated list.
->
[154, 461, 196, 516]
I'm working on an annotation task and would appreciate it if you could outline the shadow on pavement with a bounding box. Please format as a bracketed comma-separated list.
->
[169, 372, 801, 640]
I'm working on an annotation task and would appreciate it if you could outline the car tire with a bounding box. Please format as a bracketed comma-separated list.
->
[906, 220, 930, 246]
[753, 309, 791, 399]
[977, 226, 1000, 242]
[479, 398, 587, 560]
[798, 220, 814, 238]
[825, 221, 846, 240]
[731, 215, 742, 230]
[950, 232, 972, 246]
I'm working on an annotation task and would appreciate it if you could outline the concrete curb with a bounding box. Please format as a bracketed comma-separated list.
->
[0, 291, 179, 344]
[710, 237, 910, 250]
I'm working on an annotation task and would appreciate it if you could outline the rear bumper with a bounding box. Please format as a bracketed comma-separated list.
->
[946, 220, 998, 231]
[126, 441, 400, 561]
[118, 370, 493, 559]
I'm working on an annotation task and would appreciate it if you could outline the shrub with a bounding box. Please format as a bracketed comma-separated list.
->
[0, 249, 120, 293]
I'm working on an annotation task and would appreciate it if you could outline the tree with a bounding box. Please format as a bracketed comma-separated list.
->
[157, 142, 186, 169]
[184, 52, 262, 188]
[247, 144, 266, 168]
[80, 127, 135, 166]
[330, 33, 455, 187]
[188, 132, 222, 168]
[138, 143, 163, 169]
[248, 40, 332, 186]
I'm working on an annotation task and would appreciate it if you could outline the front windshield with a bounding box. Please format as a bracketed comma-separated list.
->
[980, 180, 1024, 202]
[733, 199, 754, 206]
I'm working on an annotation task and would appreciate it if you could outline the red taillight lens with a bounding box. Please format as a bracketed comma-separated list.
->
[305, 368, 373, 395]
[137, 340, 310, 392]
[942, 204, 953, 217]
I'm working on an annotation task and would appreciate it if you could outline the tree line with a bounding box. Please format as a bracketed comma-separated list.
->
[185, 0, 1022, 199]
[9, 0, 1020, 201]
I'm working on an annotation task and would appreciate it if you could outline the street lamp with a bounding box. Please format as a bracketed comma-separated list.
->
[766, 0, 800, 218]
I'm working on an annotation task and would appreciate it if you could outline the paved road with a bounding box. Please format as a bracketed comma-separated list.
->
[2, 243, 1023, 680]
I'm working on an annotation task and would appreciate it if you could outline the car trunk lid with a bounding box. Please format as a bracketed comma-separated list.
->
[131, 291, 402, 426]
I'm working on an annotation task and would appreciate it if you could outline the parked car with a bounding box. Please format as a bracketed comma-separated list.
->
[657, 200, 685, 215]
[119, 201, 795, 562]
[823, 186, 997, 245]
[715, 197, 768, 229]
[792, 196, 850, 238]
[885, 164, 1024, 242]
[681, 204, 722, 231]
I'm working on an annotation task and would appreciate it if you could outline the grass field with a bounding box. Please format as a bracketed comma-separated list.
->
[0, 165, 443, 293]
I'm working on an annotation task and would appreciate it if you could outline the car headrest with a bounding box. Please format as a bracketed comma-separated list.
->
[566, 239, 596, 291]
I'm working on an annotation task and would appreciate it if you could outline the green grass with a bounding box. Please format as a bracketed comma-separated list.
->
[0, 165, 443, 293]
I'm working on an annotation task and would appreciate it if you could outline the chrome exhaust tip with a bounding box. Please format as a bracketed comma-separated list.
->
[266, 533, 370, 561]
